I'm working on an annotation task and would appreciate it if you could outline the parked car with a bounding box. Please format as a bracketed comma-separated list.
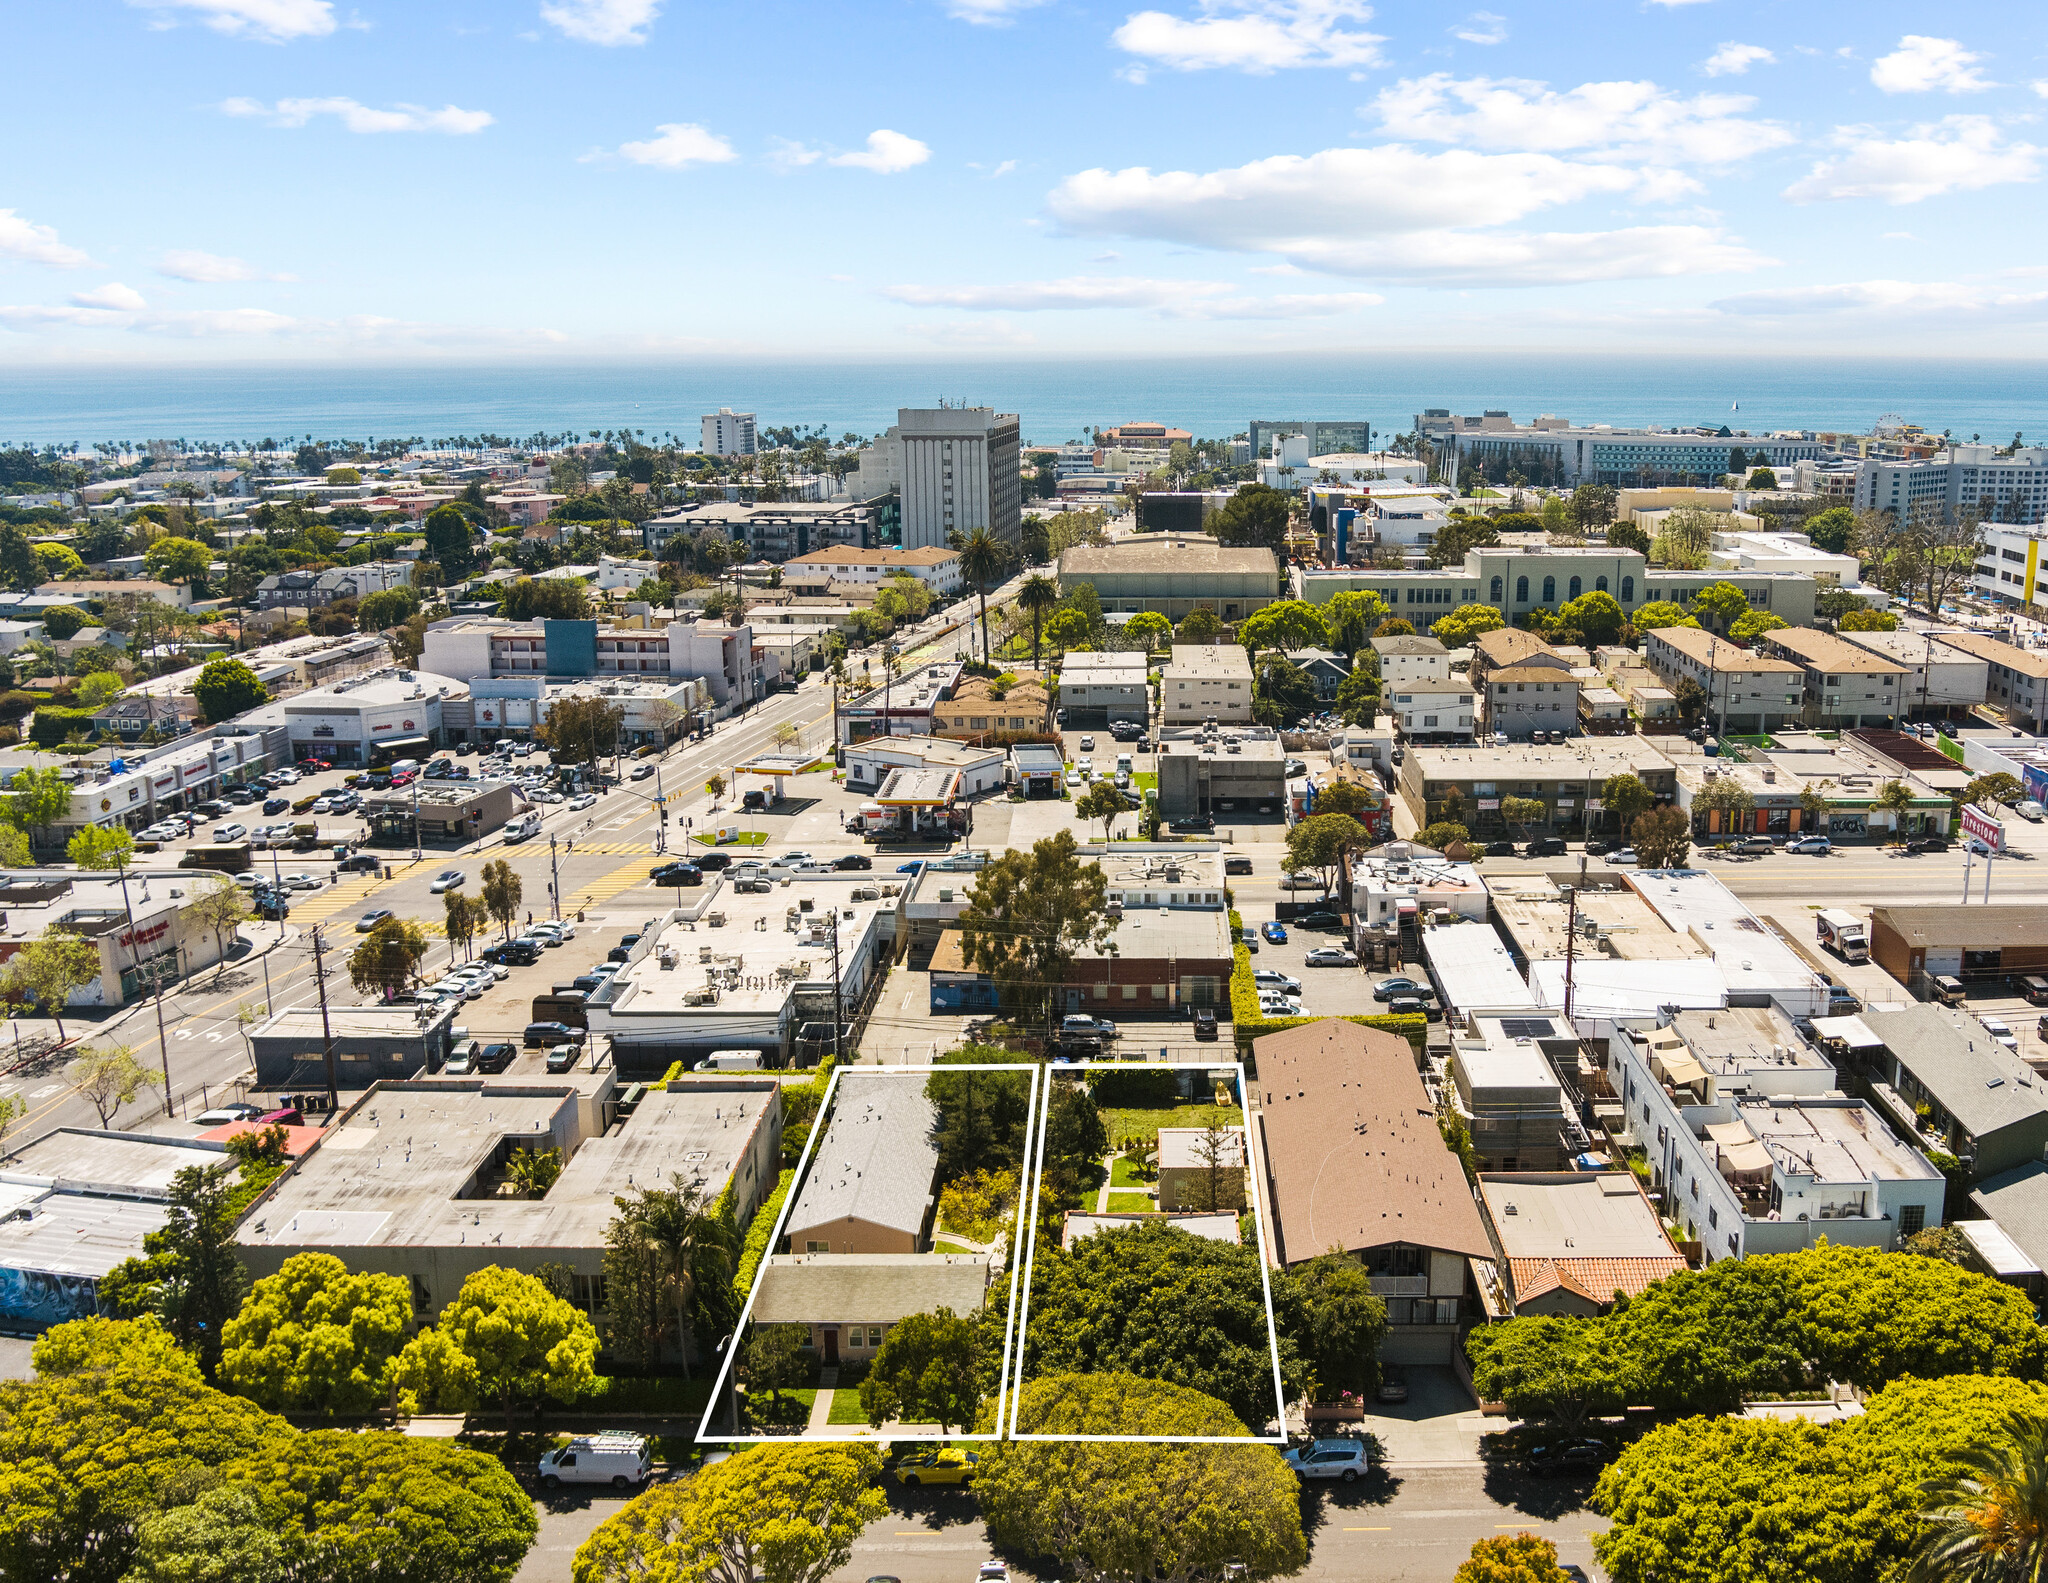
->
[1526, 1440, 1611, 1478]
[1169, 815, 1215, 832]
[1223, 855, 1254, 876]
[476, 1043, 516, 1074]
[693, 851, 733, 871]
[1283, 1439, 1370, 1484]
[1376, 1365, 1409, 1404]
[1305, 945, 1358, 967]
[524, 1020, 582, 1047]
[1294, 912, 1344, 931]
[1484, 840, 1520, 856]
[545, 1044, 579, 1073]
[1192, 1008, 1218, 1041]
[1254, 970, 1303, 994]
[262, 797, 289, 815]
[1605, 848, 1639, 866]
[212, 823, 248, 843]
[895, 1449, 979, 1488]
[1786, 835, 1832, 854]
[1279, 871, 1325, 890]
[1523, 837, 1568, 858]
[1373, 976, 1435, 1002]
[835, 854, 873, 870]
[1583, 839, 1612, 857]
[1262, 921, 1288, 944]
[1907, 836, 1951, 854]
[652, 863, 704, 887]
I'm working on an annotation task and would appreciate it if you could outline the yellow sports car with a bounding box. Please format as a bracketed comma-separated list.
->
[894, 1449, 979, 1487]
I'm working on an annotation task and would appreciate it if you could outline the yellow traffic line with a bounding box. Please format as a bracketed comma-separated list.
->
[560, 858, 656, 915]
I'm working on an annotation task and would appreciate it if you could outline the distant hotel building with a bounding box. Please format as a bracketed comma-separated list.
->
[701, 409, 757, 457]
[1413, 411, 1823, 488]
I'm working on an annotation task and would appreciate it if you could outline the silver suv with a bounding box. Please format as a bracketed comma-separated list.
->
[1284, 1439, 1370, 1483]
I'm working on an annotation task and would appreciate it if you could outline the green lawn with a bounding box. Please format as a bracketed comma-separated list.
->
[1110, 1154, 1148, 1188]
[1105, 1191, 1154, 1212]
[1102, 1104, 1245, 1145]
[693, 830, 768, 847]
[827, 1389, 876, 1426]
[1134, 772, 1158, 793]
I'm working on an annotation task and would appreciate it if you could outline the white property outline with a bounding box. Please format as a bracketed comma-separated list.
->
[693, 1059, 1046, 1444]
[1008, 1060, 1289, 1445]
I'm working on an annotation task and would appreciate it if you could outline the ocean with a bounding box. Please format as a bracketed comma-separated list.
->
[5, 352, 2048, 450]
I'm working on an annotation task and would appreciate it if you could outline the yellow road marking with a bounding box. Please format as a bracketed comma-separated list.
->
[1345, 1526, 1391, 1531]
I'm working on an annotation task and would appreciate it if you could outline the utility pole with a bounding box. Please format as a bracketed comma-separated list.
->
[106, 853, 175, 1116]
[1561, 856, 1585, 1030]
[310, 925, 339, 1114]
[549, 834, 562, 921]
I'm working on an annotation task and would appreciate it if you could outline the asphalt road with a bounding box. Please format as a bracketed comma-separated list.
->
[520, 1465, 1607, 1583]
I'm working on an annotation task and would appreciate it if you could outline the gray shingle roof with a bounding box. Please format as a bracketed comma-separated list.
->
[784, 1072, 940, 1240]
[1867, 1002, 2048, 1141]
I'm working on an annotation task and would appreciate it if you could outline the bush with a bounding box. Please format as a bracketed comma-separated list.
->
[1090, 1068, 1184, 1107]
[1420, 821, 1471, 851]
[29, 706, 97, 747]
[730, 1168, 794, 1307]
[1228, 934, 1424, 1052]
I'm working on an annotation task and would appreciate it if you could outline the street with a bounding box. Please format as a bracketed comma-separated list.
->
[520, 1464, 1606, 1583]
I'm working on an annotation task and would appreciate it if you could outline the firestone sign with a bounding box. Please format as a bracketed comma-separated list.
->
[1962, 803, 2004, 853]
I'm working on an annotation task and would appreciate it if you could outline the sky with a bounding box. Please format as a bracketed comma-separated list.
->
[2, 0, 2046, 364]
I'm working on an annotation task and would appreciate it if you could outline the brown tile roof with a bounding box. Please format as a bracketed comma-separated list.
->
[786, 546, 959, 567]
[1486, 665, 1582, 686]
[1253, 1019, 1492, 1265]
[1508, 1255, 1686, 1307]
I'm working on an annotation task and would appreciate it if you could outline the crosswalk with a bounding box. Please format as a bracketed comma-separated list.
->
[287, 859, 435, 926]
[560, 857, 659, 916]
[546, 841, 654, 856]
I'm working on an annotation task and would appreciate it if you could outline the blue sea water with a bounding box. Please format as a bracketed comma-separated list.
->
[5, 352, 2048, 450]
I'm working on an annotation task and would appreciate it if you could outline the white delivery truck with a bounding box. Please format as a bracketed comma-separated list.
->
[1816, 909, 1869, 964]
[538, 1433, 653, 1490]
[503, 809, 544, 844]
[696, 1050, 763, 1071]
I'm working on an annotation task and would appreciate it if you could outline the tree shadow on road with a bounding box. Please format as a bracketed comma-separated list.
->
[1299, 1466, 1403, 1549]
[1481, 1460, 1599, 1520]
[885, 1484, 983, 1531]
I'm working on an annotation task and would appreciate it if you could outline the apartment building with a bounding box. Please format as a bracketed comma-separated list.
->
[1482, 666, 1579, 742]
[1642, 626, 1804, 735]
[1971, 523, 2048, 611]
[1387, 678, 1478, 743]
[1855, 446, 2048, 525]
[1056, 652, 1149, 725]
[1935, 630, 2048, 732]
[421, 616, 764, 710]
[882, 406, 1023, 551]
[1161, 644, 1254, 725]
[642, 501, 878, 564]
[1833, 628, 1988, 718]
[1249, 419, 1372, 458]
[1607, 1009, 1944, 1262]
[1762, 628, 1906, 729]
[1399, 739, 1678, 835]
[1372, 633, 1451, 685]
[701, 409, 756, 457]
[932, 672, 1050, 740]
[783, 545, 963, 597]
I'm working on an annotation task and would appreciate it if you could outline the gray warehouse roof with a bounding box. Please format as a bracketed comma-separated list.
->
[752, 1252, 990, 1323]
[785, 1072, 940, 1240]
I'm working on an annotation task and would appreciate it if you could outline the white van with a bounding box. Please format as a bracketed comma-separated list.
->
[697, 1050, 763, 1071]
[2018, 800, 2045, 822]
[388, 758, 419, 775]
[503, 810, 543, 843]
[538, 1434, 652, 1490]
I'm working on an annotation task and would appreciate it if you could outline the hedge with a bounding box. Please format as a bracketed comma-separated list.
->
[731, 1167, 795, 1308]
[29, 706, 98, 747]
[1228, 927, 1426, 1053]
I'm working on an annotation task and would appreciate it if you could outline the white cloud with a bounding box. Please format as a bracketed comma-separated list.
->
[0, 210, 92, 269]
[1882, 231, 1918, 240]
[885, 275, 1236, 310]
[128, 0, 335, 42]
[1711, 279, 2048, 317]
[539, 0, 660, 45]
[829, 130, 931, 174]
[1451, 11, 1506, 45]
[221, 97, 494, 134]
[157, 248, 292, 282]
[71, 283, 149, 312]
[1784, 117, 2039, 204]
[1644, 0, 1711, 7]
[1369, 73, 1794, 164]
[1046, 146, 1771, 284]
[1112, 1, 1385, 76]
[0, 299, 295, 335]
[604, 122, 738, 169]
[944, 0, 1046, 24]
[883, 274, 1382, 318]
[1703, 42, 1773, 78]
[766, 138, 823, 172]
[1871, 35, 1991, 94]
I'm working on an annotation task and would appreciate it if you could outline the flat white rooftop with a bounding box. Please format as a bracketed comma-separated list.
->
[1423, 924, 1538, 1014]
[1628, 871, 1827, 1013]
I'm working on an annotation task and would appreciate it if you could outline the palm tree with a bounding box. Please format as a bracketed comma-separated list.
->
[617, 1173, 737, 1379]
[1909, 1411, 2048, 1583]
[1017, 573, 1060, 671]
[958, 527, 1008, 666]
